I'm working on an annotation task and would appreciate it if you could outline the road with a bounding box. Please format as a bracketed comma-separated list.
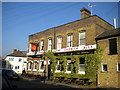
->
[8, 77, 80, 89]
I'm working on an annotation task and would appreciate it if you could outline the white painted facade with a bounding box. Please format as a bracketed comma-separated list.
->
[5, 56, 27, 74]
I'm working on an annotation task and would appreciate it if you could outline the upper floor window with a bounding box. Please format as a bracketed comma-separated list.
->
[18, 58, 22, 62]
[67, 34, 73, 47]
[48, 38, 52, 51]
[79, 30, 86, 45]
[40, 40, 44, 51]
[109, 38, 117, 55]
[9, 58, 14, 61]
[57, 36, 62, 49]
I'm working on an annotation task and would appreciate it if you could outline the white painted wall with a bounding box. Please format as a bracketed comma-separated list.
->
[5, 56, 27, 74]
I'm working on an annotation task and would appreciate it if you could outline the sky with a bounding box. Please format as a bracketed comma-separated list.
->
[1, 1, 120, 58]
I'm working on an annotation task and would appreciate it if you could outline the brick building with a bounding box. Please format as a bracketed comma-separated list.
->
[96, 28, 120, 88]
[26, 8, 116, 87]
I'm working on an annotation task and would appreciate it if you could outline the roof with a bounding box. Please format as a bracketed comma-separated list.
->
[29, 15, 114, 37]
[96, 28, 120, 40]
[7, 50, 27, 57]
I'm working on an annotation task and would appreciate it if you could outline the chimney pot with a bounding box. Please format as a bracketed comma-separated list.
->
[13, 48, 17, 53]
[80, 8, 91, 19]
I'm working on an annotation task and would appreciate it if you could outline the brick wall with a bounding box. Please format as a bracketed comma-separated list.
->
[97, 37, 120, 88]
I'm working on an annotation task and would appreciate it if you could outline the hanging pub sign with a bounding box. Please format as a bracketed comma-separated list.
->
[31, 44, 36, 51]
[31, 42, 38, 51]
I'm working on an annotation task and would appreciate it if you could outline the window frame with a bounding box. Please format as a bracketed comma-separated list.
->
[117, 62, 120, 72]
[40, 40, 44, 51]
[48, 38, 52, 51]
[102, 63, 108, 72]
[67, 33, 73, 48]
[79, 30, 86, 46]
[57, 36, 62, 49]
[55, 60, 60, 72]
[33, 62, 38, 71]
[39, 60, 44, 71]
[28, 62, 32, 71]
[79, 58, 85, 74]
[109, 38, 118, 55]
[66, 58, 71, 73]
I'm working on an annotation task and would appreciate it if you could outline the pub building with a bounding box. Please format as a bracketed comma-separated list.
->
[26, 8, 119, 87]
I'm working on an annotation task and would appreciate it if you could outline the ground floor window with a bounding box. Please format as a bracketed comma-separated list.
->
[33, 62, 38, 71]
[66, 58, 71, 73]
[8, 65, 13, 69]
[79, 58, 85, 74]
[39, 60, 44, 71]
[56, 58, 60, 72]
[28, 62, 32, 70]
[102, 63, 107, 72]
[117, 63, 120, 72]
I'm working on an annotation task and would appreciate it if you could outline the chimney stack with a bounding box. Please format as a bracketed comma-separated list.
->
[80, 8, 91, 19]
[13, 48, 17, 53]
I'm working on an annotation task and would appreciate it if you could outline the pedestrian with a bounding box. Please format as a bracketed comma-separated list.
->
[22, 68, 26, 76]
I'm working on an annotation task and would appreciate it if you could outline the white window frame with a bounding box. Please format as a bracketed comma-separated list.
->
[29, 43, 32, 52]
[40, 40, 44, 51]
[102, 63, 107, 72]
[39, 60, 44, 71]
[67, 34, 73, 48]
[117, 62, 120, 72]
[28, 62, 32, 71]
[79, 30, 86, 46]
[55, 60, 60, 72]
[79, 58, 85, 74]
[57, 36, 62, 49]
[79, 64, 85, 74]
[66, 59, 71, 73]
[48, 38, 52, 51]
[33, 62, 37, 71]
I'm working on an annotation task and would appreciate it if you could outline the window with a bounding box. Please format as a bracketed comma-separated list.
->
[67, 34, 73, 47]
[18, 66, 19, 69]
[117, 63, 120, 72]
[9, 58, 13, 61]
[66, 58, 71, 73]
[28, 62, 32, 70]
[79, 58, 85, 74]
[15, 66, 17, 69]
[39, 61, 44, 70]
[29, 43, 31, 52]
[34, 62, 38, 70]
[56, 59, 60, 71]
[48, 38, 52, 51]
[102, 63, 107, 72]
[57, 36, 62, 49]
[40, 40, 44, 51]
[8, 65, 12, 69]
[109, 38, 117, 54]
[18, 58, 22, 62]
[79, 30, 86, 45]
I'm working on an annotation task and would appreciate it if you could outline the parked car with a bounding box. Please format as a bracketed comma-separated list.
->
[2, 69, 20, 80]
